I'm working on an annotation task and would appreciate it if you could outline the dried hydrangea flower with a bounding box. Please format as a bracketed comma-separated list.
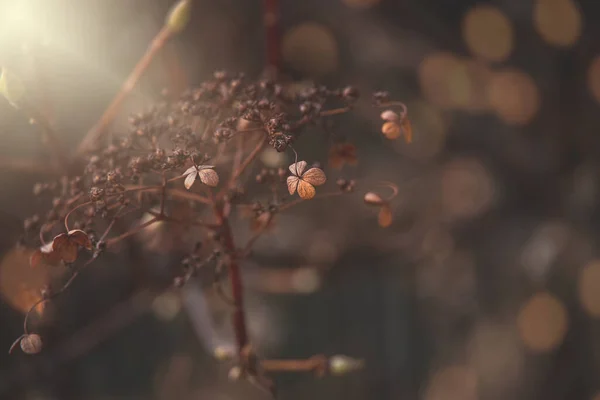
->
[182, 165, 219, 189]
[286, 161, 326, 200]
[364, 191, 394, 228]
[30, 229, 93, 268]
[380, 109, 413, 143]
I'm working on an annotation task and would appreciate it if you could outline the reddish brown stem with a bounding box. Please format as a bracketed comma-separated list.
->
[261, 355, 328, 376]
[76, 26, 174, 155]
[215, 203, 249, 354]
[262, 0, 281, 75]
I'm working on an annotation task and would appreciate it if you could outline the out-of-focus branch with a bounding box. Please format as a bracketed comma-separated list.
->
[262, 0, 281, 76]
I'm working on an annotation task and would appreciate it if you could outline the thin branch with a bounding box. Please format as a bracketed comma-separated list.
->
[260, 355, 328, 376]
[76, 26, 174, 155]
[105, 217, 158, 247]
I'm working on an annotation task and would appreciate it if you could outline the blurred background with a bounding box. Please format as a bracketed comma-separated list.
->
[0, 0, 599, 399]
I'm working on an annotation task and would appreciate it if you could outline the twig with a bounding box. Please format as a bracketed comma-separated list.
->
[76, 26, 174, 155]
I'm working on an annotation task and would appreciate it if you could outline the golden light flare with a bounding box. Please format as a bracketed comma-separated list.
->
[282, 22, 338, 77]
[517, 292, 568, 353]
[418, 53, 493, 111]
[487, 68, 540, 126]
[587, 55, 600, 106]
[533, 0, 582, 48]
[578, 260, 600, 317]
[424, 365, 478, 400]
[0, 247, 63, 316]
[462, 5, 514, 63]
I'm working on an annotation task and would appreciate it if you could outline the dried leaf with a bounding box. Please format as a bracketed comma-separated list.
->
[184, 171, 197, 190]
[378, 205, 393, 228]
[297, 180, 316, 199]
[289, 161, 307, 177]
[302, 168, 326, 186]
[198, 168, 219, 187]
[287, 176, 300, 195]
[382, 121, 401, 139]
[68, 229, 92, 250]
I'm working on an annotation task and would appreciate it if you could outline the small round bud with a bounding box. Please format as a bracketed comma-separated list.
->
[20, 334, 43, 355]
[165, 0, 192, 33]
[364, 192, 385, 206]
[329, 355, 364, 376]
[228, 366, 242, 381]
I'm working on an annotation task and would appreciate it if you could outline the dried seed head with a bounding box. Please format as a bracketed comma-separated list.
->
[364, 192, 384, 206]
[165, 0, 192, 33]
[20, 334, 43, 355]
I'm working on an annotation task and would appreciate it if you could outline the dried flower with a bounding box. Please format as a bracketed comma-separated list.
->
[328, 142, 358, 169]
[182, 165, 219, 189]
[363, 191, 394, 228]
[20, 334, 43, 355]
[30, 229, 93, 268]
[286, 161, 326, 200]
[380, 109, 413, 143]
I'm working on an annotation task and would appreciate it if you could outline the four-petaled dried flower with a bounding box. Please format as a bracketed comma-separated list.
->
[20, 333, 43, 355]
[287, 161, 326, 200]
[30, 229, 93, 268]
[182, 165, 219, 189]
[380, 109, 413, 143]
[364, 192, 393, 228]
[328, 142, 358, 169]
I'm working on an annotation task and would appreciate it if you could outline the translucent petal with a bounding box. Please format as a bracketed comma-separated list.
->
[287, 176, 299, 195]
[182, 166, 197, 176]
[297, 180, 316, 199]
[401, 117, 413, 143]
[184, 172, 197, 190]
[289, 161, 307, 176]
[198, 168, 219, 187]
[378, 205, 393, 228]
[302, 168, 326, 186]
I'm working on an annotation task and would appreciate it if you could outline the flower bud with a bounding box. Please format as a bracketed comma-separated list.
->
[20, 334, 43, 355]
[165, 0, 192, 34]
[363, 192, 384, 206]
[381, 121, 401, 139]
[329, 354, 364, 376]
[380, 109, 399, 121]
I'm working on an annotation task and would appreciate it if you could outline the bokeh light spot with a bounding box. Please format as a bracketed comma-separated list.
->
[282, 22, 338, 77]
[578, 260, 600, 317]
[425, 365, 478, 400]
[462, 5, 514, 62]
[533, 0, 582, 47]
[487, 69, 540, 125]
[517, 292, 568, 352]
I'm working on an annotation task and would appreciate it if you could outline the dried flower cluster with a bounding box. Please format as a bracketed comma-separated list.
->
[4, 1, 411, 396]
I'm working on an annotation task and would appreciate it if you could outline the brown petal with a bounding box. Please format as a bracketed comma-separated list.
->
[31, 243, 62, 268]
[184, 172, 197, 190]
[288, 161, 307, 177]
[30, 249, 45, 268]
[378, 205, 393, 228]
[287, 176, 299, 195]
[198, 168, 219, 187]
[297, 180, 316, 200]
[380, 110, 399, 121]
[182, 166, 197, 176]
[382, 121, 401, 139]
[364, 192, 385, 206]
[68, 229, 92, 250]
[58, 241, 78, 263]
[302, 168, 326, 186]
[401, 117, 413, 143]
[51, 233, 70, 252]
